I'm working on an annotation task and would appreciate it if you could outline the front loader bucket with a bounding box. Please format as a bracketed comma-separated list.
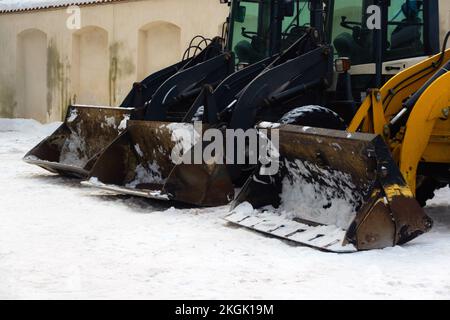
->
[23, 105, 132, 178]
[83, 120, 234, 206]
[226, 124, 432, 252]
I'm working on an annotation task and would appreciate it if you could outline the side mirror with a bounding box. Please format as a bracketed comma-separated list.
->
[235, 5, 247, 23]
[283, 0, 295, 17]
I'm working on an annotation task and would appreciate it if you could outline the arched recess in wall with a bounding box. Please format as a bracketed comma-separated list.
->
[72, 26, 109, 105]
[17, 28, 48, 123]
[137, 21, 181, 81]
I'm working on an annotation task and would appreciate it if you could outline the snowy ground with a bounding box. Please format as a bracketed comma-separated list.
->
[1, 118, 450, 300]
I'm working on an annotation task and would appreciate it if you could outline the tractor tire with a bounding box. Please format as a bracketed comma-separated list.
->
[279, 105, 346, 130]
[416, 176, 448, 207]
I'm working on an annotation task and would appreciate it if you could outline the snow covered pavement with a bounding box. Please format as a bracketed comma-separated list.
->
[1, 118, 450, 300]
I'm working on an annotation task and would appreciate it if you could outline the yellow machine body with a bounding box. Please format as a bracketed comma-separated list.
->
[349, 49, 450, 193]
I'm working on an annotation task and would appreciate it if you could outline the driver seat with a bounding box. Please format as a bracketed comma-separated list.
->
[388, 1, 423, 59]
[333, 30, 372, 65]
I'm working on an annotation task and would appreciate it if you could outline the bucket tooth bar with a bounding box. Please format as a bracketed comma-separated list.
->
[227, 124, 432, 252]
[23, 105, 132, 178]
[225, 208, 358, 253]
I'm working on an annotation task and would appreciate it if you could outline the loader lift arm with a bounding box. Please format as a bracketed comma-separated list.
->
[348, 43, 450, 196]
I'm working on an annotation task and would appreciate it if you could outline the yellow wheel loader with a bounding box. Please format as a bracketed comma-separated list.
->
[91, 0, 450, 252]
[227, 37, 450, 252]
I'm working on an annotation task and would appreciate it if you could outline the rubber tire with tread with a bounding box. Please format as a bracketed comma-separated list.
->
[279, 105, 346, 130]
[416, 176, 448, 207]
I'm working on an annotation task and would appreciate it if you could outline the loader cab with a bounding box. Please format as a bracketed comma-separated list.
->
[228, 0, 313, 66]
[229, 0, 270, 65]
[280, 1, 314, 50]
[327, 0, 440, 102]
[223, 0, 440, 122]
[226, 0, 440, 90]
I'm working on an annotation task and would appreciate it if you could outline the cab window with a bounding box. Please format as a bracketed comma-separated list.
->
[231, 1, 270, 65]
[386, 0, 425, 61]
[330, 0, 375, 65]
[280, 0, 311, 50]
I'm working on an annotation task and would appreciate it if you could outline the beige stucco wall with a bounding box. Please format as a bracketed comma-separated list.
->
[0, 0, 229, 123]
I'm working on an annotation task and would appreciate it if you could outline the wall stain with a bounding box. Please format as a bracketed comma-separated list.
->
[47, 39, 71, 121]
[109, 41, 135, 106]
[0, 85, 17, 118]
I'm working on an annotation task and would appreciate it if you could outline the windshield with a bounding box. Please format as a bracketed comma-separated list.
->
[230, 0, 312, 65]
[281, 0, 311, 50]
[230, 0, 271, 65]
[386, 0, 425, 60]
[330, 0, 375, 65]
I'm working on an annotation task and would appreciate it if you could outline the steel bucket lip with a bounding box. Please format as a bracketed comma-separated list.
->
[23, 105, 134, 178]
[68, 104, 134, 111]
[224, 209, 358, 253]
[23, 156, 90, 178]
[256, 122, 378, 141]
[81, 180, 170, 201]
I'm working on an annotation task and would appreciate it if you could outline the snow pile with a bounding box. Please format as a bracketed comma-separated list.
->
[427, 187, 450, 207]
[233, 201, 255, 216]
[0, 118, 60, 135]
[126, 162, 164, 189]
[98, 113, 129, 131]
[59, 113, 90, 167]
[134, 143, 144, 157]
[60, 111, 127, 166]
[101, 116, 117, 129]
[123, 144, 166, 189]
[258, 121, 281, 129]
[117, 114, 129, 131]
[280, 159, 361, 229]
[0, 118, 41, 132]
[86, 176, 102, 186]
[66, 109, 78, 123]
[59, 131, 88, 167]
